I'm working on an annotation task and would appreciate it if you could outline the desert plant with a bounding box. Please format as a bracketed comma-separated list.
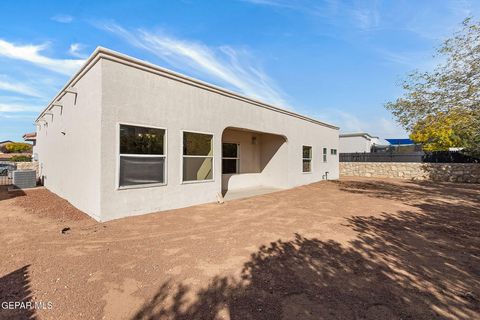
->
[4, 142, 32, 153]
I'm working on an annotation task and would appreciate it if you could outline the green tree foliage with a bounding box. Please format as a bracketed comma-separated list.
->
[385, 18, 480, 155]
[4, 142, 32, 153]
[10, 155, 32, 162]
[410, 112, 471, 151]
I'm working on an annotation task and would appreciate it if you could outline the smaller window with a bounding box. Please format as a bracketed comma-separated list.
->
[222, 143, 239, 174]
[183, 131, 214, 182]
[323, 147, 327, 162]
[303, 146, 312, 172]
[330, 149, 337, 155]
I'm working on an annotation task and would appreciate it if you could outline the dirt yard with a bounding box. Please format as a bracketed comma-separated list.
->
[0, 177, 479, 320]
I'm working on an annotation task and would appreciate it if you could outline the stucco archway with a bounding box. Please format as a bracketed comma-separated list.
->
[221, 127, 288, 199]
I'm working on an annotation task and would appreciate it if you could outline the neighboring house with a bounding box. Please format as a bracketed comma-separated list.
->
[23, 132, 36, 146]
[0, 139, 33, 159]
[23, 132, 37, 159]
[339, 132, 381, 153]
[34, 47, 340, 221]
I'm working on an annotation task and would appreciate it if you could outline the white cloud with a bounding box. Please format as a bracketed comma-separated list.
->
[243, 0, 281, 5]
[351, 7, 380, 31]
[335, 111, 370, 133]
[376, 48, 441, 70]
[314, 109, 407, 138]
[0, 102, 40, 113]
[242, 0, 296, 9]
[69, 43, 88, 58]
[0, 75, 44, 98]
[377, 117, 407, 138]
[0, 113, 37, 119]
[242, 0, 479, 36]
[399, 1, 473, 40]
[100, 23, 289, 108]
[0, 39, 84, 76]
[241, 0, 328, 12]
[51, 14, 73, 23]
[242, 0, 382, 31]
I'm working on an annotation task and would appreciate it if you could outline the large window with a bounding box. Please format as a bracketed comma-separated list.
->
[303, 146, 312, 173]
[323, 147, 328, 162]
[222, 143, 239, 174]
[119, 124, 166, 188]
[183, 132, 213, 182]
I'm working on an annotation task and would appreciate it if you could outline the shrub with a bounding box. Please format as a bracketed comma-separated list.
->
[10, 155, 32, 162]
[4, 142, 32, 153]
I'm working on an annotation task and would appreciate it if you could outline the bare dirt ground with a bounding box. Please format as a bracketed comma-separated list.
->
[0, 177, 479, 320]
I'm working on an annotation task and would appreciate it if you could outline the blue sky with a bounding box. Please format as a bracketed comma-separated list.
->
[1, 0, 479, 142]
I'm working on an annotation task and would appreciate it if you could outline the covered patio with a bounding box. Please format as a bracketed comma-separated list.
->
[221, 127, 288, 199]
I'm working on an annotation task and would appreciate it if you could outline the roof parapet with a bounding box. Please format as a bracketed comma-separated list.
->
[36, 47, 339, 130]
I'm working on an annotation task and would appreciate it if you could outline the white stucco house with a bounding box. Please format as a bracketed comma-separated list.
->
[34, 47, 339, 221]
[339, 132, 383, 153]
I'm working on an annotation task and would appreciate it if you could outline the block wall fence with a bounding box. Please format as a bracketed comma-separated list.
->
[340, 162, 480, 184]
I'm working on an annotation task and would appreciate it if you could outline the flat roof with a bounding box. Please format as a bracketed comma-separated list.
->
[36, 47, 339, 130]
[385, 138, 414, 145]
[339, 132, 378, 139]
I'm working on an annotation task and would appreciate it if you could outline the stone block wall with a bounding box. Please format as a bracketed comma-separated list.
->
[340, 162, 480, 183]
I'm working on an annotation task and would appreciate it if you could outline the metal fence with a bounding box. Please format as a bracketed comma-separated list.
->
[0, 161, 16, 185]
[422, 151, 480, 163]
[340, 151, 480, 163]
[340, 152, 424, 163]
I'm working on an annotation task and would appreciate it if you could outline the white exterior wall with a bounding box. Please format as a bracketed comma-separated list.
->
[99, 58, 339, 221]
[339, 136, 372, 153]
[35, 49, 339, 222]
[35, 63, 103, 219]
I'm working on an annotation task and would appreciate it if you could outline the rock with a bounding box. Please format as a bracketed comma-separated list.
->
[339, 162, 480, 184]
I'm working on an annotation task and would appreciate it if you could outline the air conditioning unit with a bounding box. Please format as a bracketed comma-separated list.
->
[12, 170, 36, 189]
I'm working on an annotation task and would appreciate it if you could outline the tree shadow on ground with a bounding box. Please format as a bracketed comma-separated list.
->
[0, 186, 25, 202]
[0, 265, 36, 320]
[333, 179, 480, 204]
[133, 180, 480, 320]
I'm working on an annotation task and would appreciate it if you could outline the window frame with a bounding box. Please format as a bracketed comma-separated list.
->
[302, 145, 312, 173]
[323, 147, 328, 162]
[330, 148, 337, 155]
[116, 122, 168, 190]
[222, 142, 240, 174]
[181, 129, 215, 184]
